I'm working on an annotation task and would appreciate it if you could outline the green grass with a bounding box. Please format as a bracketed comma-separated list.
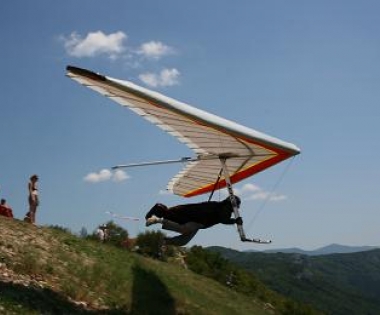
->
[0, 217, 271, 314]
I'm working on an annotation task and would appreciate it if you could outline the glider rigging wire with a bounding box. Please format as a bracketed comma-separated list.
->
[245, 156, 297, 233]
[207, 168, 223, 202]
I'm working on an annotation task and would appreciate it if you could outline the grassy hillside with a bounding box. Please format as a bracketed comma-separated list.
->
[0, 217, 276, 315]
[210, 246, 380, 315]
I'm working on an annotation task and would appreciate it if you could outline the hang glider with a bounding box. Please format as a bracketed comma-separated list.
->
[66, 65, 300, 242]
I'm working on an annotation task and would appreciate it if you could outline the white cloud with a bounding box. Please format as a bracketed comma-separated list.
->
[139, 68, 180, 87]
[138, 41, 174, 59]
[84, 169, 112, 183]
[63, 31, 127, 58]
[113, 169, 130, 182]
[234, 183, 287, 202]
[84, 169, 129, 183]
[241, 183, 261, 193]
[61, 31, 181, 85]
[159, 189, 171, 195]
[267, 194, 287, 202]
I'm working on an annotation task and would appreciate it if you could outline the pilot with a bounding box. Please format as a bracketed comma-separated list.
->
[145, 196, 243, 246]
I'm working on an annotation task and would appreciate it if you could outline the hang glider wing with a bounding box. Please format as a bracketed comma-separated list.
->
[66, 66, 300, 198]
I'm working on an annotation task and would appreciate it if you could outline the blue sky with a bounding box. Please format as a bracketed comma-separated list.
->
[1, 1, 379, 251]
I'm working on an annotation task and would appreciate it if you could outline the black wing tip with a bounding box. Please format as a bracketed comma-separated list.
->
[66, 65, 106, 81]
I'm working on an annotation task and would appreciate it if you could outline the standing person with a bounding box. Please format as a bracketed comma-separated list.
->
[26, 174, 39, 224]
[96, 224, 109, 242]
[145, 196, 243, 246]
[96, 225, 105, 242]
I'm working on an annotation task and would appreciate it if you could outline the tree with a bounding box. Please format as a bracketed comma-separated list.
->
[79, 227, 88, 238]
[135, 230, 167, 259]
[104, 220, 129, 248]
[89, 221, 129, 248]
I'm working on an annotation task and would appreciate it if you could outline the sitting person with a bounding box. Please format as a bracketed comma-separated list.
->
[145, 196, 243, 246]
[0, 199, 14, 218]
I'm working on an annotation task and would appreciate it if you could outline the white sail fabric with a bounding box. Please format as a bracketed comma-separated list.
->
[66, 66, 300, 197]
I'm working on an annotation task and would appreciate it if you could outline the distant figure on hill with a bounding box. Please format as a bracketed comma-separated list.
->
[25, 174, 39, 224]
[0, 199, 14, 218]
[96, 225, 108, 242]
[145, 196, 243, 246]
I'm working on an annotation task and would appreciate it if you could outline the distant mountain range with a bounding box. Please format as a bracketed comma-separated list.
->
[209, 246, 380, 315]
[258, 243, 379, 256]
